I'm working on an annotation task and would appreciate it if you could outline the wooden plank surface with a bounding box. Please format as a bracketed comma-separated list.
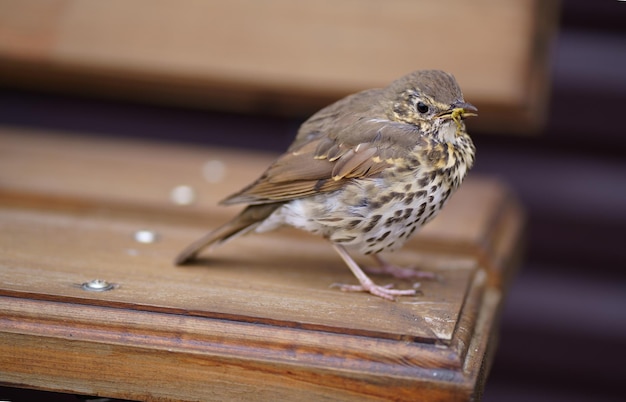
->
[0, 205, 480, 342]
[0, 0, 559, 132]
[0, 129, 520, 285]
[0, 127, 524, 400]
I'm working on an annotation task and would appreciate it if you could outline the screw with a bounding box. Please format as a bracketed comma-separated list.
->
[134, 229, 158, 244]
[81, 279, 115, 292]
[170, 185, 196, 205]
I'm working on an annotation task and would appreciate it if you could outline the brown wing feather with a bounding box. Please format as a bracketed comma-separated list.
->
[221, 138, 391, 205]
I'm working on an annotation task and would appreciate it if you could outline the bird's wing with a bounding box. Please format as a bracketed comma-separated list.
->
[221, 134, 395, 205]
[286, 89, 381, 152]
[221, 85, 427, 206]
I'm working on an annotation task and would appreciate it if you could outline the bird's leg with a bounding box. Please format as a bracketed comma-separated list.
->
[330, 244, 416, 301]
[365, 254, 438, 280]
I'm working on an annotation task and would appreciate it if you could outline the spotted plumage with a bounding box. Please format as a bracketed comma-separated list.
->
[175, 69, 476, 300]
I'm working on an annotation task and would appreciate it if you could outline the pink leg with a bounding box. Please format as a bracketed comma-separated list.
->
[331, 244, 416, 301]
[365, 255, 439, 280]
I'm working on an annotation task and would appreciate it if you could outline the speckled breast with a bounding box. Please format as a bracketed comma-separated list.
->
[326, 168, 454, 255]
[277, 134, 474, 256]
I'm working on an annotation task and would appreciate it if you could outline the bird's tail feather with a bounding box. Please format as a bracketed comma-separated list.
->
[174, 203, 283, 265]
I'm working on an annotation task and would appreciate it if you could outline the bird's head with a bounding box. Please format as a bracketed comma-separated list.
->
[385, 70, 477, 142]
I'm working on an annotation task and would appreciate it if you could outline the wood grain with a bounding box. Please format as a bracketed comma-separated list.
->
[0, 128, 524, 400]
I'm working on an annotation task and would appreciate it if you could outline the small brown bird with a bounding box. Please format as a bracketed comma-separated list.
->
[175, 69, 476, 300]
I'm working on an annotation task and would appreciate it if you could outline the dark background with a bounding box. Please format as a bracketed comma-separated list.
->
[1, 1, 625, 401]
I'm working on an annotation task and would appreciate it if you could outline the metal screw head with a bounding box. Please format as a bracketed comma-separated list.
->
[81, 279, 115, 292]
[170, 185, 196, 205]
[134, 229, 158, 244]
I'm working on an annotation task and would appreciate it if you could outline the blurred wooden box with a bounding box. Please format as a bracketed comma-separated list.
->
[0, 0, 558, 132]
[0, 128, 524, 401]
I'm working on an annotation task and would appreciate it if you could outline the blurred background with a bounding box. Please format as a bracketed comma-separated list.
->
[1, 0, 625, 401]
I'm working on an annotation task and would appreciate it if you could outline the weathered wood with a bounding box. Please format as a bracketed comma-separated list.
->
[0, 0, 559, 132]
[0, 128, 524, 400]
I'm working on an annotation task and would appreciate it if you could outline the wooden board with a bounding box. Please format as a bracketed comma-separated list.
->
[0, 0, 559, 133]
[0, 128, 524, 401]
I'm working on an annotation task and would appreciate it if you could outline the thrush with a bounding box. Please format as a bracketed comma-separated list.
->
[175, 69, 477, 300]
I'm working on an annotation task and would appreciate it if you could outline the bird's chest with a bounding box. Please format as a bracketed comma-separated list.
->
[346, 169, 452, 254]
[274, 140, 473, 254]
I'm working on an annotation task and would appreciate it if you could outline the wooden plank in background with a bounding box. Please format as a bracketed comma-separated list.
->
[0, 0, 559, 132]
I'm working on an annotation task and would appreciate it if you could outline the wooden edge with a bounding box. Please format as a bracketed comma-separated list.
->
[0, 268, 485, 370]
[462, 287, 502, 400]
[0, 268, 495, 401]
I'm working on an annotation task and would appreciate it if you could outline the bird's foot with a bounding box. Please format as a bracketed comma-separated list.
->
[330, 244, 420, 301]
[331, 282, 417, 301]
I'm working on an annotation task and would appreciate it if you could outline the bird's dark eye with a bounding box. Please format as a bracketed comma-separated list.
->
[416, 101, 429, 114]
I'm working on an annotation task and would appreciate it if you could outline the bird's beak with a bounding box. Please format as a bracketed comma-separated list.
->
[436, 101, 478, 121]
[437, 101, 478, 135]
[452, 101, 478, 119]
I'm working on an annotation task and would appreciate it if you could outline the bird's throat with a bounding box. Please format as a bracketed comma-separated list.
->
[440, 121, 458, 143]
